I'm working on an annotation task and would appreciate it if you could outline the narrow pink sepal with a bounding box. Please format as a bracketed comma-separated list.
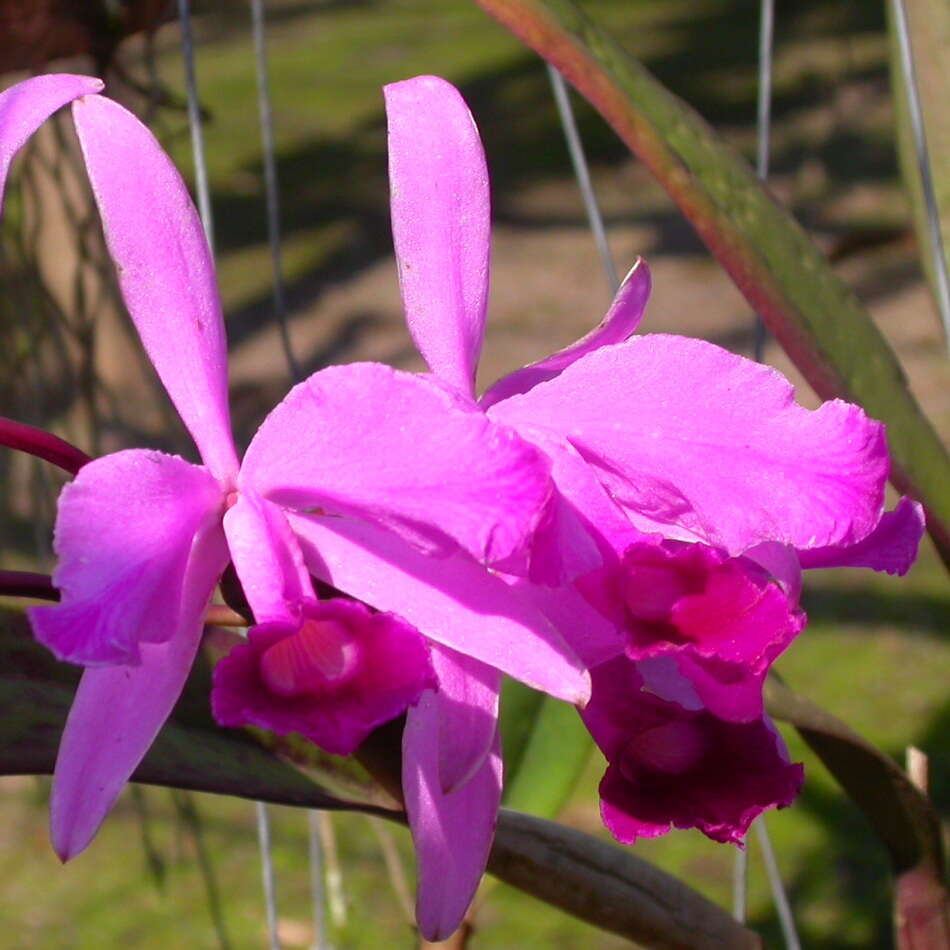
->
[29, 450, 223, 665]
[223, 490, 314, 625]
[50, 523, 228, 860]
[798, 497, 925, 575]
[288, 512, 590, 705]
[71, 95, 238, 482]
[481, 258, 651, 408]
[427, 644, 501, 794]
[243, 363, 552, 567]
[0, 74, 103, 214]
[404, 704, 502, 941]
[385, 76, 490, 399]
[490, 334, 889, 555]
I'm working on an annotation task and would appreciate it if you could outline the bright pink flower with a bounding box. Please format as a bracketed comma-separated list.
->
[2, 76, 590, 869]
[584, 655, 803, 845]
[383, 73, 924, 931]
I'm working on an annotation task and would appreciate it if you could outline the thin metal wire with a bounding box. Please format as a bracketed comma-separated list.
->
[739, 5, 803, 940]
[307, 811, 329, 950]
[256, 802, 282, 950]
[178, 7, 280, 946]
[755, 819, 802, 950]
[546, 63, 619, 293]
[250, 0, 301, 382]
[177, 0, 215, 253]
[890, 0, 950, 350]
[251, 3, 323, 939]
[752, 0, 775, 362]
[732, 844, 748, 922]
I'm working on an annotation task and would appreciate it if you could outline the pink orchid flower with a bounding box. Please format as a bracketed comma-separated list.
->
[2, 76, 592, 880]
[381, 73, 925, 892]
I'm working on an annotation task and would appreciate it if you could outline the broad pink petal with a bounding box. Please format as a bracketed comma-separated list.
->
[385, 76, 490, 399]
[0, 74, 103, 214]
[798, 497, 925, 575]
[426, 644, 501, 794]
[481, 259, 651, 408]
[243, 364, 552, 566]
[212, 599, 435, 755]
[514, 426, 645, 557]
[29, 450, 224, 665]
[72, 95, 238, 482]
[50, 521, 229, 860]
[288, 512, 590, 705]
[222, 491, 313, 624]
[404, 706, 502, 941]
[489, 335, 889, 555]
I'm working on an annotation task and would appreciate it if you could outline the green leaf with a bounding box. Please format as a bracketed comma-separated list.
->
[0, 609, 393, 817]
[489, 809, 763, 949]
[765, 676, 950, 947]
[473, 0, 950, 568]
[2, 609, 768, 947]
[500, 679, 593, 818]
[888, 0, 950, 323]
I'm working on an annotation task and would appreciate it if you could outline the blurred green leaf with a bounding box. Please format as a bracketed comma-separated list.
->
[0, 609, 393, 816]
[765, 676, 950, 947]
[888, 0, 950, 322]
[490, 810, 762, 949]
[474, 0, 950, 568]
[1, 608, 766, 947]
[501, 680, 593, 818]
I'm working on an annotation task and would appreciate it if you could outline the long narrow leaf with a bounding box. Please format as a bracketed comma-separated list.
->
[765, 677, 950, 948]
[473, 0, 950, 567]
[488, 810, 762, 950]
[0, 610, 391, 816]
[4, 609, 762, 948]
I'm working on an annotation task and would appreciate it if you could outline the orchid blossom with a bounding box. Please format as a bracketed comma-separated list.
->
[1, 76, 593, 895]
[381, 74, 925, 875]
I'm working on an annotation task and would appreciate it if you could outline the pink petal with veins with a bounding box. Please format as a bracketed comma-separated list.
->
[481, 258, 651, 408]
[288, 512, 590, 705]
[0, 74, 102, 214]
[385, 76, 490, 399]
[29, 450, 223, 665]
[490, 334, 889, 556]
[404, 705, 501, 941]
[50, 520, 228, 860]
[72, 95, 238, 481]
[242, 363, 552, 568]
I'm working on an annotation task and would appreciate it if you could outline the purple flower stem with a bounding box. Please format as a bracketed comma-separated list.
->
[0, 570, 58, 601]
[0, 569, 246, 627]
[0, 418, 90, 475]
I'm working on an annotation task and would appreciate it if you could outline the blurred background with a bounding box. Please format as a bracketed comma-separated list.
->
[0, 1, 947, 947]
